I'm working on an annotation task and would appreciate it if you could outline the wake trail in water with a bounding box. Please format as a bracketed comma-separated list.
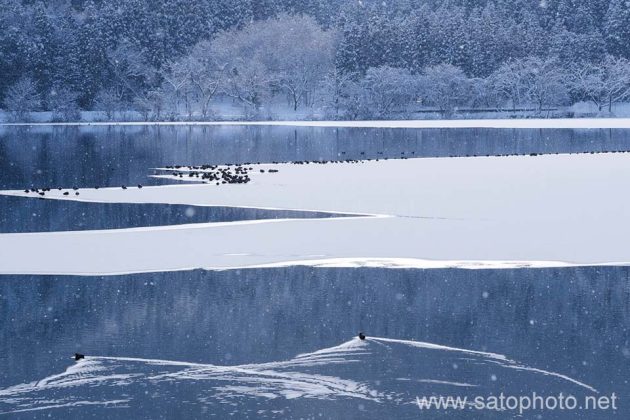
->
[0, 336, 597, 417]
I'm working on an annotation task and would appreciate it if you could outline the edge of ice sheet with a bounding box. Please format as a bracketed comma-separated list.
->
[3, 117, 630, 129]
[0, 257, 626, 277]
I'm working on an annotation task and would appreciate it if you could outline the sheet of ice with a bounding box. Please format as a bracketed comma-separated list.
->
[4, 117, 630, 128]
[4, 153, 626, 220]
[1, 153, 629, 274]
[0, 215, 628, 275]
[0, 337, 597, 418]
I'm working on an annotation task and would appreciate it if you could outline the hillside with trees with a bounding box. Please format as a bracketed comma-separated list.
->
[2, 0, 630, 120]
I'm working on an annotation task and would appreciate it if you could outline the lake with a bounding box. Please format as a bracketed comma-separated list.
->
[1, 125, 629, 419]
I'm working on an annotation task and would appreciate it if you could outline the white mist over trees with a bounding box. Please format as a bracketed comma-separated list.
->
[2, 0, 630, 120]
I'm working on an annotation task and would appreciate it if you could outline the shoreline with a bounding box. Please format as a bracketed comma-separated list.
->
[3, 117, 630, 129]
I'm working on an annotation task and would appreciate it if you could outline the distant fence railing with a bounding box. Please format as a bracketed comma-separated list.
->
[412, 107, 559, 114]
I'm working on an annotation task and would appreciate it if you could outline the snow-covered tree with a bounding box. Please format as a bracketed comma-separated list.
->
[492, 57, 569, 112]
[209, 14, 335, 112]
[210, 34, 272, 113]
[604, 0, 630, 58]
[465, 4, 511, 77]
[321, 68, 360, 118]
[160, 59, 197, 118]
[186, 41, 222, 118]
[264, 14, 336, 110]
[425, 5, 469, 69]
[469, 77, 500, 109]
[106, 41, 158, 105]
[522, 57, 570, 112]
[160, 46, 222, 119]
[94, 89, 125, 120]
[359, 66, 417, 117]
[1, 0, 629, 117]
[47, 86, 80, 122]
[490, 60, 531, 111]
[3, 77, 41, 121]
[570, 55, 630, 112]
[549, 26, 606, 66]
[419, 64, 470, 115]
[334, 77, 365, 119]
[143, 89, 167, 120]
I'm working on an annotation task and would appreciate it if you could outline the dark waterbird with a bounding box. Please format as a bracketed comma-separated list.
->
[358, 332, 366, 340]
[73, 353, 84, 361]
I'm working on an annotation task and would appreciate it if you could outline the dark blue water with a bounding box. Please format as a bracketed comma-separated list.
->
[2, 125, 630, 189]
[1, 267, 629, 417]
[0, 196, 343, 233]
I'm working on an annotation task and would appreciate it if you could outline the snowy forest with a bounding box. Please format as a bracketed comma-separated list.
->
[2, 0, 630, 121]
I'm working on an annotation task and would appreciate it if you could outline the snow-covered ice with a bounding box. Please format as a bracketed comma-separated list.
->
[1, 153, 629, 274]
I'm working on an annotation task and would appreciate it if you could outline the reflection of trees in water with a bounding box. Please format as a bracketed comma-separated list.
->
[1, 266, 628, 392]
[1, 126, 630, 190]
[0, 196, 341, 233]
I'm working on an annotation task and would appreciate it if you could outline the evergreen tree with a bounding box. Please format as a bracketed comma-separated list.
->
[604, 0, 630, 58]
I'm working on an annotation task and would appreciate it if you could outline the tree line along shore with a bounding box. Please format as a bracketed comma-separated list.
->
[2, 0, 630, 121]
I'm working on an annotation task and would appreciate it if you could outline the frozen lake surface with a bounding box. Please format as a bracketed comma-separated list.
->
[2, 152, 630, 273]
[1, 125, 629, 418]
